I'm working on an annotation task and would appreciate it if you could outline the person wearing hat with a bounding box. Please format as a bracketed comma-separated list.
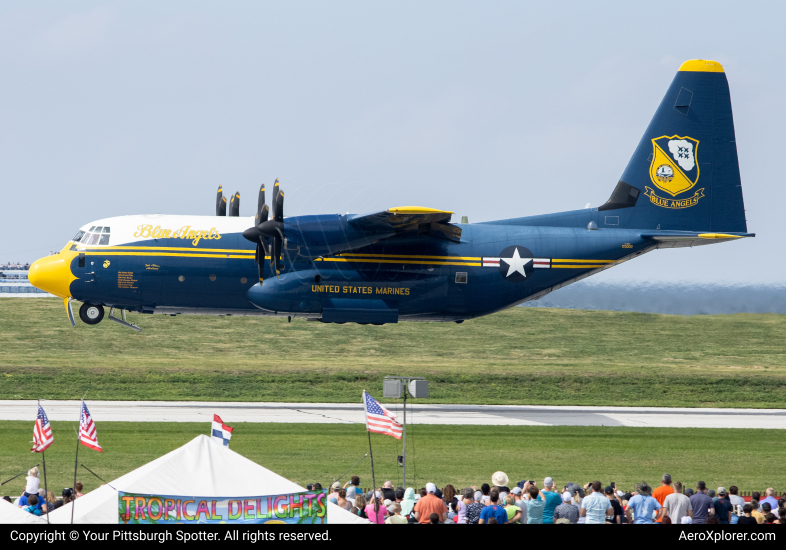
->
[345, 486, 357, 507]
[385, 502, 408, 524]
[626, 482, 662, 524]
[539, 477, 562, 525]
[466, 490, 484, 524]
[413, 483, 448, 525]
[712, 487, 733, 524]
[381, 481, 396, 502]
[511, 486, 528, 524]
[604, 486, 624, 524]
[689, 482, 713, 525]
[491, 471, 509, 493]
[553, 491, 579, 524]
[400, 488, 416, 518]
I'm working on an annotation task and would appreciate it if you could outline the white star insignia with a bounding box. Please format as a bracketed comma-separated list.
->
[500, 248, 532, 278]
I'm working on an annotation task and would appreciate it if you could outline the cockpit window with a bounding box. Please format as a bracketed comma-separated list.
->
[76, 226, 111, 246]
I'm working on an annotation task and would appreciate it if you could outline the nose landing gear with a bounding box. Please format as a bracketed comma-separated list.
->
[79, 303, 104, 325]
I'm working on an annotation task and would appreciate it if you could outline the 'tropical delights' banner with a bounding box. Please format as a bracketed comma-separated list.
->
[118, 491, 326, 524]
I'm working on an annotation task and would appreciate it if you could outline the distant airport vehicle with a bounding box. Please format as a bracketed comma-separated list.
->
[29, 60, 752, 330]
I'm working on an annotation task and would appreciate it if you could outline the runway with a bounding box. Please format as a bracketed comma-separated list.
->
[2, 400, 785, 429]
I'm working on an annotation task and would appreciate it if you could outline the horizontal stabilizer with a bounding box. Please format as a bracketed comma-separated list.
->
[641, 231, 754, 248]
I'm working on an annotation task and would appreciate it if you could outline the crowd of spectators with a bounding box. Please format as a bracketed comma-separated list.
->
[326, 473, 784, 525]
[2, 467, 84, 517]
[0, 262, 31, 271]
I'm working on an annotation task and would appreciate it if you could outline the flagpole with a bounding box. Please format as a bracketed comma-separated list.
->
[42, 450, 49, 524]
[71, 402, 81, 525]
[363, 391, 378, 520]
[366, 429, 378, 516]
[36, 401, 50, 524]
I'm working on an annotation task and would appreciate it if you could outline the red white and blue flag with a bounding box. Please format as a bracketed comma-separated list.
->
[211, 414, 234, 447]
[31, 403, 53, 453]
[363, 391, 403, 440]
[79, 401, 103, 452]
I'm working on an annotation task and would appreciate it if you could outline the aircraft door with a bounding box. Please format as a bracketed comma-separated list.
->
[447, 266, 470, 315]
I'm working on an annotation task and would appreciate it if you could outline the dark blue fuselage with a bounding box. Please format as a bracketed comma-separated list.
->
[69, 210, 652, 323]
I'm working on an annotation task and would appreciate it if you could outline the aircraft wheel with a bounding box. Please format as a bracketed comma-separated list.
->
[79, 303, 105, 325]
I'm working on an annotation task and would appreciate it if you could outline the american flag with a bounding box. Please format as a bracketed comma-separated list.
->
[31, 403, 53, 453]
[79, 401, 103, 452]
[363, 391, 403, 439]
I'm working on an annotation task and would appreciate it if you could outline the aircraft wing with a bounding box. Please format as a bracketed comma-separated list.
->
[347, 206, 462, 243]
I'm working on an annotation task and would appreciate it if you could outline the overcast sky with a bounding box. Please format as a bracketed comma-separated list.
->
[1, 1, 784, 284]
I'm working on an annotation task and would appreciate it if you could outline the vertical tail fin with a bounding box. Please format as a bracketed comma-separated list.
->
[601, 60, 747, 233]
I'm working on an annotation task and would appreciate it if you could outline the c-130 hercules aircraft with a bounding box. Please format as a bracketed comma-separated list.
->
[30, 60, 752, 330]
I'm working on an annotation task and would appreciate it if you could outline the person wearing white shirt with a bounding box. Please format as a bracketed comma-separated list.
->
[580, 481, 613, 524]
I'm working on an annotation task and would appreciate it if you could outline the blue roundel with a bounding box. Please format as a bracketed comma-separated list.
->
[497, 246, 535, 282]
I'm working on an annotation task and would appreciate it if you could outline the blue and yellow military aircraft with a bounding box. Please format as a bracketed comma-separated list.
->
[29, 60, 753, 330]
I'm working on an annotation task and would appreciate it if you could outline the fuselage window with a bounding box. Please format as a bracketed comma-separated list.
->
[72, 230, 85, 242]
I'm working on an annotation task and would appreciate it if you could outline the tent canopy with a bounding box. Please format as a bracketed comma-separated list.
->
[326, 501, 372, 524]
[0, 499, 47, 524]
[48, 435, 306, 524]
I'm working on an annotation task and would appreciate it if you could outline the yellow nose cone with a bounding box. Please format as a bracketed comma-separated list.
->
[28, 251, 78, 298]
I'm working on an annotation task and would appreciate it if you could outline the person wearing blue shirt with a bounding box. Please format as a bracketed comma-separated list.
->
[627, 483, 662, 524]
[23, 494, 42, 516]
[526, 485, 546, 524]
[479, 491, 508, 524]
[540, 477, 563, 524]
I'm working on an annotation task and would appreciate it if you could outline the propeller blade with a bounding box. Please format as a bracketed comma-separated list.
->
[272, 179, 284, 222]
[216, 186, 227, 216]
[256, 184, 266, 226]
[270, 234, 281, 277]
[258, 249, 265, 284]
[228, 191, 240, 217]
[64, 297, 75, 327]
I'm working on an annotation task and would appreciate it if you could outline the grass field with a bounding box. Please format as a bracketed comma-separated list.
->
[1, 297, 785, 407]
[1, 422, 782, 496]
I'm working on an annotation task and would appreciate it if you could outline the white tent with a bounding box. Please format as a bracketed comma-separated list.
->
[48, 435, 313, 524]
[326, 501, 372, 524]
[0, 499, 48, 524]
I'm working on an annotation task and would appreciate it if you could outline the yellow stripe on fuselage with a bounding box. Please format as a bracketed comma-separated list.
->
[551, 265, 608, 269]
[80, 245, 254, 254]
[551, 259, 615, 263]
[338, 253, 481, 261]
[319, 257, 481, 267]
